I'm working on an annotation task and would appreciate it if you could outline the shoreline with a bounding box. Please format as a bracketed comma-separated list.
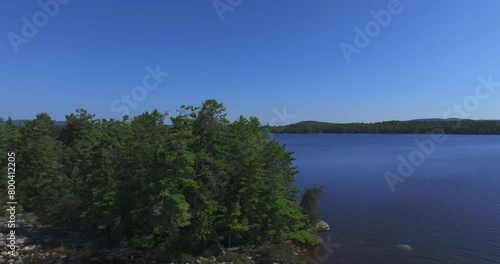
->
[0, 215, 330, 264]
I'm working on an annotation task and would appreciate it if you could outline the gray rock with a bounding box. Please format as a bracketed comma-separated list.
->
[14, 237, 31, 245]
[21, 245, 36, 253]
[315, 220, 330, 231]
[15, 220, 26, 228]
[397, 244, 413, 251]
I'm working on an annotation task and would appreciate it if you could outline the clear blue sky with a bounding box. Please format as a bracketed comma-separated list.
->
[2, 0, 500, 124]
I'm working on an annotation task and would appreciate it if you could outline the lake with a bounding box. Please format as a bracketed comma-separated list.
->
[273, 134, 500, 264]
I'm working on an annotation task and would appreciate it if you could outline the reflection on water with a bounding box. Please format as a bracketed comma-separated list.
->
[274, 134, 500, 264]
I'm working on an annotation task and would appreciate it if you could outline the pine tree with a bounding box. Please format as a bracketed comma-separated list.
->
[17, 113, 74, 225]
[300, 187, 324, 227]
[80, 118, 123, 245]
[60, 109, 99, 227]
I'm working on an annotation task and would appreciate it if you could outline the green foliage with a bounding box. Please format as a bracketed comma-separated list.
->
[176, 252, 197, 264]
[300, 187, 324, 227]
[269, 242, 300, 264]
[288, 230, 322, 245]
[217, 252, 253, 264]
[3, 99, 321, 258]
[0, 117, 22, 207]
[259, 241, 301, 264]
[14, 113, 77, 225]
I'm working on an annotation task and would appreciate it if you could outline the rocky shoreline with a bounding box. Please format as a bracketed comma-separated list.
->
[0, 216, 299, 264]
[0, 215, 329, 264]
[0, 215, 88, 264]
[0, 215, 169, 264]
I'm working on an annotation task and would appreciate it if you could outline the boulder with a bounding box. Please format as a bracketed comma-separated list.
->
[15, 237, 31, 245]
[16, 220, 26, 228]
[396, 244, 413, 251]
[21, 245, 36, 253]
[315, 220, 330, 231]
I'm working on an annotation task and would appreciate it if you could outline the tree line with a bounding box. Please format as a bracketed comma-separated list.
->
[0, 100, 322, 261]
[267, 120, 500, 134]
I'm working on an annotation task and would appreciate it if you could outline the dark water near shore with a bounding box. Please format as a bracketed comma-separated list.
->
[273, 134, 500, 264]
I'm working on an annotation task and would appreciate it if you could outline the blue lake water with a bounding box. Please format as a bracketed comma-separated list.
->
[273, 134, 500, 264]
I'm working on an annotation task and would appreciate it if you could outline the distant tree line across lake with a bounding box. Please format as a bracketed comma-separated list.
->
[267, 119, 500, 135]
[0, 100, 323, 263]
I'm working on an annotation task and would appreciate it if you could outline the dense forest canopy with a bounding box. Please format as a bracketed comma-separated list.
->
[0, 100, 322, 261]
[267, 120, 500, 134]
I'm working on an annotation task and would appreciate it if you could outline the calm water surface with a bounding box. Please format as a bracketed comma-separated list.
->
[273, 134, 500, 264]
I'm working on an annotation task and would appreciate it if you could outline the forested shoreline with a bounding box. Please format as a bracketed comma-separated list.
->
[0, 100, 323, 263]
[267, 120, 500, 134]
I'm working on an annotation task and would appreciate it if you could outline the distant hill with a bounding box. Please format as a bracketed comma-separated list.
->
[285, 118, 496, 126]
[407, 118, 468, 122]
[268, 118, 500, 135]
[293, 120, 333, 126]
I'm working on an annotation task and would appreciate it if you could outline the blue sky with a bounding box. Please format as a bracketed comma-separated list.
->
[1, 0, 500, 124]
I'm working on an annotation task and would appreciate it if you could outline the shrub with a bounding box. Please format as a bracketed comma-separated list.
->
[217, 252, 253, 264]
[265, 241, 301, 264]
[176, 253, 197, 264]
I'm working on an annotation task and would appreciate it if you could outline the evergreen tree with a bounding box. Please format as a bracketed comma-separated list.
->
[300, 187, 324, 227]
[60, 109, 99, 227]
[17, 113, 75, 225]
